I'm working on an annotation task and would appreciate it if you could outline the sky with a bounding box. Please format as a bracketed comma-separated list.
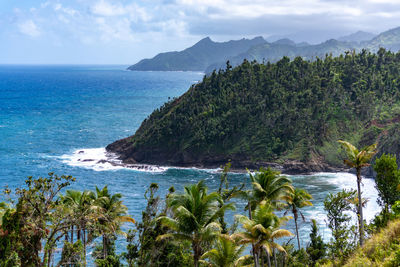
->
[1, 0, 400, 64]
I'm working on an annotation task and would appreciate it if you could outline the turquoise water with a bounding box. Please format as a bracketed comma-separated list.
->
[0, 65, 380, 259]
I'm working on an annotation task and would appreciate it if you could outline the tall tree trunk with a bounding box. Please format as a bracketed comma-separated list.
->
[77, 226, 81, 241]
[273, 247, 277, 267]
[103, 235, 107, 259]
[47, 249, 52, 267]
[43, 250, 48, 267]
[266, 248, 271, 267]
[294, 208, 301, 249]
[357, 168, 364, 246]
[192, 242, 200, 267]
[248, 202, 257, 266]
[71, 225, 74, 243]
[260, 248, 264, 267]
[254, 249, 260, 267]
[83, 226, 87, 266]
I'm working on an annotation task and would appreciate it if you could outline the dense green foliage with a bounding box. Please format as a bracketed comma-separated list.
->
[324, 189, 358, 261]
[306, 219, 326, 265]
[374, 153, 400, 210]
[110, 48, 400, 170]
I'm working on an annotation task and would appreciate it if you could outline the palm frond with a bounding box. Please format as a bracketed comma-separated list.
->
[157, 216, 180, 231]
[338, 140, 358, 160]
[271, 229, 293, 239]
[119, 215, 135, 224]
[235, 255, 252, 267]
[156, 233, 192, 242]
[271, 242, 286, 253]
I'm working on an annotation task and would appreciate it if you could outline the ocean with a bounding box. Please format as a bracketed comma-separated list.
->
[0, 65, 380, 259]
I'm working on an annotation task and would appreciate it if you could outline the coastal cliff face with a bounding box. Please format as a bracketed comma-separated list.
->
[107, 50, 400, 173]
[106, 137, 339, 174]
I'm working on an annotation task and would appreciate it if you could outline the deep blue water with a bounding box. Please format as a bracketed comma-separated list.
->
[0, 65, 380, 261]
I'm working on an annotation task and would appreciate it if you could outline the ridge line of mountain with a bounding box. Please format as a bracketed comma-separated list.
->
[127, 26, 400, 73]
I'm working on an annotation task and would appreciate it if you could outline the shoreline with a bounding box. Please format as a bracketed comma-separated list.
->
[106, 150, 349, 175]
[100, 156, 373, 177]
[62, 147, 375, 177]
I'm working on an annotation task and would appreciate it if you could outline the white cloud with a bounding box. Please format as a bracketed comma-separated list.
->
[41, 2, 50, 9]
[6, 0, 400, 56]
[367, 0, 399, 3]
[18, 20, 41, 37]
[95, 17, 136, 42]
[53, 3, 78, 16]
[91, 0, 127, 16]
[176, 0, 363, 18]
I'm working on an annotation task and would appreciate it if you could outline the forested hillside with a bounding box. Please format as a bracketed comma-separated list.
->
[108, 49, 400, 172]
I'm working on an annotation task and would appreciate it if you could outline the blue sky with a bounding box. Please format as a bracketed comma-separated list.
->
[1, 0, 400, 64]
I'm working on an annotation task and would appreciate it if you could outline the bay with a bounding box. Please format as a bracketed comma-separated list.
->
[0, 65, 380, 260]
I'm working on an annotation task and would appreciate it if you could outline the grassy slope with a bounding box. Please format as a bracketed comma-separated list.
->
[342, 220, 400, 266]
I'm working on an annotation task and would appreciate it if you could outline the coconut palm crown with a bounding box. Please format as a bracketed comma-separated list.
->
[233, 201, 293, 267]
[248, 167, 294, 210]
[200, 234, 249, 267]
[157, 180, 235, 267]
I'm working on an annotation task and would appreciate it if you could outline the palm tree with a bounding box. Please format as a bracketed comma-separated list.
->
[94, 186, 135, 259]
[233, 201, 293, 267]
[62, 190, 82, 243]
[200, 234, 249, 267]
[63, 190, 96, 237]
[62, 189, 97, 265]
[338, 140, 377, 246]
[286, 188, 312, 249]
[245, 168, 293, 264]
[248, 167, 294, 211]
[157, 180, 235, 267]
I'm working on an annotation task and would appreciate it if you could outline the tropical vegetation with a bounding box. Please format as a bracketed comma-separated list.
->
[0, 173, 135, 266]
[2, 148, 400, 266]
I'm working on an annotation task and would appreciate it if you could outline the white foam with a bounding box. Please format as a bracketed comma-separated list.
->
[59, 148, 169, 173]
[59, 148, 228, 173]
[60, 148, 123, 171]
[309, 172, 380, 223]
[172, 166, 223, 174]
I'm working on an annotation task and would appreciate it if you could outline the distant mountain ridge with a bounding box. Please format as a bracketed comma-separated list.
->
[338, 31, 376, 43]
[127, 26, 400, 72]
[128, 37, 266, 71]
[204, 38, 357, 73]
